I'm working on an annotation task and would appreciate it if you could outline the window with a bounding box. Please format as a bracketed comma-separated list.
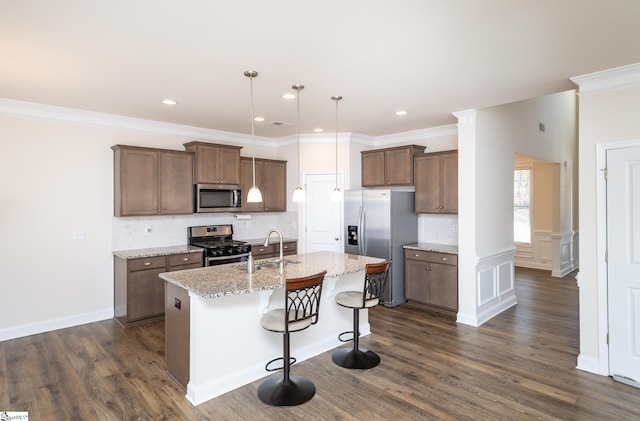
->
[514, 168, 531, 243]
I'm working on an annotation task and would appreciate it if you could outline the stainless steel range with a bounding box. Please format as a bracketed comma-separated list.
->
[188, 224, 251, 267]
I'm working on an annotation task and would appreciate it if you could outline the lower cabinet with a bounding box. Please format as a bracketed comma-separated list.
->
[114, 251, 203, 328]
[250, 241, 297, 259]
[404, 249, 458, 314]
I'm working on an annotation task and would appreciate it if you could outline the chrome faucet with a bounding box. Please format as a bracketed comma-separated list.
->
[264, 228, 284, 266]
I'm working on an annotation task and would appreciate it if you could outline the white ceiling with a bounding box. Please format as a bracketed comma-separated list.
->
[2, 1, 640, 139]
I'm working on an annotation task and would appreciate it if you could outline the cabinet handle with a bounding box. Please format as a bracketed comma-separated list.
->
[182, 257, 189, 261]
[441, 257, 447, 261]
[414, 254, 420, 257]
[143, 262, 151, 266]
[154, 207, 158, 210]
[283, 246, 289, 249]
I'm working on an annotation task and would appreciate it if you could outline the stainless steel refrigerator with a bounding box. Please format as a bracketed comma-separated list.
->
[344, 189, 418, 307]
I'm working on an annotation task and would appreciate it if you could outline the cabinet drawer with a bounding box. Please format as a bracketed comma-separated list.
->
[252, 244, 276, 258]
[169, 252, 203, 268]
[405, 250, 457, 266]
[128, 256, 166, 271]
[282, 242, 297, 255]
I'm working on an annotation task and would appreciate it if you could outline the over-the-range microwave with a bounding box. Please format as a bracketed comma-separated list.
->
[195, 184, 242, 213]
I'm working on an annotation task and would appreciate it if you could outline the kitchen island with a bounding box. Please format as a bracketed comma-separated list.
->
[160, 251, 383, 406]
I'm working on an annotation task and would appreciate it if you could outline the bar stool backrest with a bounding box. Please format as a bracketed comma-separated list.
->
[285, 270, 327, 333]
[362, 260, 392, 308]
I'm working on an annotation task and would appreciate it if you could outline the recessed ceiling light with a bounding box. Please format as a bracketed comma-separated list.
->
[281, 93, 296, 99]
[313, 128, 323, 133]
[162, 99, 178, 105]
[395, 110, 408, 116]
[254, 117, 265, 122]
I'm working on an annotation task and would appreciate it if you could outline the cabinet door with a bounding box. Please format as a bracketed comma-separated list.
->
[128, 268, 165, 321]
[218, 146, 241, 185]
[118, 148, 159, 216]
[429, 262, 458, 311]
[240, 158, 265, 212]
[160, 151, 194, 215]
[441, 153, 458, 213]
[362, 151, 385, 187]
[415, 154, 442, 213]
[385, 148, 413, 185]
[405, 256, 430, 304]
[194, 144, 220, 184]
[263, 160, 286, 212]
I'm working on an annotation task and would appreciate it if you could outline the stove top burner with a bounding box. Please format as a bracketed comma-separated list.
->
[188, 224, 251, 260]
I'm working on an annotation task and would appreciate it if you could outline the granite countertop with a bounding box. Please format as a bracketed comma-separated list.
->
[241, 237, 298, 246]
[403, 243, 458, 254]
[112, 245, 204, 259]
[159, 251, 382, 299]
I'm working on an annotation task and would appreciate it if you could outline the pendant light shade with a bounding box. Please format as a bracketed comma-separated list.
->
[245, 70, 263, 203]
[330, 95, 342, 203]
[292, 84, 305, 203]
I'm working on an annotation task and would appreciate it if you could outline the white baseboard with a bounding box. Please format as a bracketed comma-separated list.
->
[0, 308, 114, 342]
[576, 354, 607, 375]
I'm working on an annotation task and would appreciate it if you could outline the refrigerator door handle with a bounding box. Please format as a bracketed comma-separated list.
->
[359, 205, 365, 256]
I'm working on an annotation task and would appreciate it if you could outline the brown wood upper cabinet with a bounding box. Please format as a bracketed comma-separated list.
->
[361, 145, 425, 187]
[414, 150, 458, 214]
[112, 145, 194, 216]
[183, 141, 242, 185]
[240, 157, 287, 212]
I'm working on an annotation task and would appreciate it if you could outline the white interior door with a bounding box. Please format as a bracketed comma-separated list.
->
[607, 146, 640, 387]
[305, 173, 342, 253]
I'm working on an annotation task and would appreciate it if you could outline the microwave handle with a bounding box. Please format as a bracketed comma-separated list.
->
[233, 189, 240, 207]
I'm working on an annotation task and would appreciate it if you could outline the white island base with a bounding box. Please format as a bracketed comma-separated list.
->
[161, 252, 383, 406]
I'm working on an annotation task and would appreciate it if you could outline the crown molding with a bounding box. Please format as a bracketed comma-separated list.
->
[570, 62, 640, 96]
[452, 109, 476, 127]
[0, 98, 273, 146]
[374, 124, 457, 146]
[0, 97, 458, 147]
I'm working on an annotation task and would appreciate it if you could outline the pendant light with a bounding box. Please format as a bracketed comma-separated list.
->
[330, 95, 343, 203]
[244, 70, 263, 203]
[292, 84, 305, 203]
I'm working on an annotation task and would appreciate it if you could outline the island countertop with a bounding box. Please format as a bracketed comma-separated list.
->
[159, 251, 383, 299]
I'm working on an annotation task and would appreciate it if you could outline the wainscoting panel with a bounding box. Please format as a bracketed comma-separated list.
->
[474, 248, 517, 326]
[515, 230, 577, 277]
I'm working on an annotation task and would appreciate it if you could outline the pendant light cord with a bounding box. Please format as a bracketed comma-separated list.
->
[332, 96, 342, 189]
[250, 74, 257, 187]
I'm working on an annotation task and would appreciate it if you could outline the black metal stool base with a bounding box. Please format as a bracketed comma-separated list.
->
[257, 374, 316, 406]
[332, 347, 381, 369]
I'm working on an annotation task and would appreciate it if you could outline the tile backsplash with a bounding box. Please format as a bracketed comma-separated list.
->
[417, 213, 458, 245]
[112, 212, 298, 251]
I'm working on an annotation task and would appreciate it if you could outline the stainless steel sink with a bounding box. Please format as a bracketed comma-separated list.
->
[235, 260, 300, 271]
[258, 260, 300, 269]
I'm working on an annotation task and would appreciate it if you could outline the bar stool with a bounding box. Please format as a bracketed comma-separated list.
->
[332, 260, 392, 369]
[258, 270, 327, 406]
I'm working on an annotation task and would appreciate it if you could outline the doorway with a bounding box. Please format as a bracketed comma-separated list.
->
[605, 145, 640, 387]
[303, 173, 342, 253]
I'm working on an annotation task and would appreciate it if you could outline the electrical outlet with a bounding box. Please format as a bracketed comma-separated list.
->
[145, 227, 152, 235]
[452, 225, 458, 233]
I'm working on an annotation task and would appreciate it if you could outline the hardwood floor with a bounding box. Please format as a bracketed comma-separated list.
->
[1, 268, 638, 420]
